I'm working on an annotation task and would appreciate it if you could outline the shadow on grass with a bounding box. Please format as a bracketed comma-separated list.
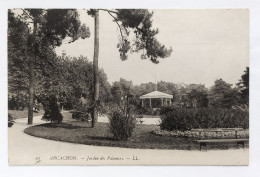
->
[37, 123, 90, 129]
[88, 136, 115, 141]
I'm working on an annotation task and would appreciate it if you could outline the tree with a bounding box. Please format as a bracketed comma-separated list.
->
[9, 9, 90, 124]
[61, 56, 111, 114]
[87, 9, 172, 127]
[8, 11, 30, 109]
[42, 95, 63, 124]
[237, 67, 249, 105]
[110, 78, 134, 106]
[186, 85, 209, 108]
[208, 79, 239, 108]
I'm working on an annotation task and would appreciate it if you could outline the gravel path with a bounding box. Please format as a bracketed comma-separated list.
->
[8, 113, 249, 165]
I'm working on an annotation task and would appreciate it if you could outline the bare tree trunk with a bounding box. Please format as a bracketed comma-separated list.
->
[28, 21, 37, 125]
[92, 10, 99, 128]
[28, 55, 34, 124]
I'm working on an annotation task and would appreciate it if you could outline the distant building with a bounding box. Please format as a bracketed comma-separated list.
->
[140, 91, 173, 108]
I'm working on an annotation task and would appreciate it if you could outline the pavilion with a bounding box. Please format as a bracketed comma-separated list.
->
[140, 90, 173, 108]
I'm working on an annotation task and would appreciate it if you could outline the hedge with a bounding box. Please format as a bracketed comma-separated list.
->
[160, 107, 249, 131]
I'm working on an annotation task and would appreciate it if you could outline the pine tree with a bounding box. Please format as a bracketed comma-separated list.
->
[87, 9, 173, 127]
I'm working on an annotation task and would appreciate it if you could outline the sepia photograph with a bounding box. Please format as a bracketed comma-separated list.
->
[7, 8, 249, 166]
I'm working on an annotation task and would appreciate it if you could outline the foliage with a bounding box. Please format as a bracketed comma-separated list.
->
[8, 10, 30, 100]
[72, 96, 91, 121]
[55, 56, 111, 114]
[8, 113, 14, 127]
[134, 105, 153, 115]
[160, 107, 249, 131]
[208, 79, 240, 108]
[110, 78, 133, 106]
[236, 67, 249, 105]
[8, 113, 14, 121]
[42, 95, 63, 123]
[8, 96, 16, 110]
[43, 9, 90, 46]
[108, 107, 136, 141]
[8, 95, 26, 110]
[186, 85, 209, 108]
[115, 9, 173, 63]
[72, 111, 90, 122]
[8, 9, 90, 124]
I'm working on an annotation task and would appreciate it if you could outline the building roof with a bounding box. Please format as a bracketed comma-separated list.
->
[140, 91, 173, 99]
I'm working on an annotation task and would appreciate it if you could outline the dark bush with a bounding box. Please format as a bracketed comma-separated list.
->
[108, 108, 136, 141]
[42, 95, 63, 123]
[72, 99, 92, 122]
[72, 111, 90, 122]
[160, 107, 249, 131]
[8, 113, 14, 121]
[8, 113, 14, 127]
[160, 106, 176, 115]
[8, 97, 16, 110]
[134, 105, 153, 115]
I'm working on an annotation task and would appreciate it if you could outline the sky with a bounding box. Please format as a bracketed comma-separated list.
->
[55, 9, 249, 88]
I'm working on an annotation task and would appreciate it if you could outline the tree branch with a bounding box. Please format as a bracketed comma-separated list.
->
[99, 9, 118, 14]
[107, 11, 124, 41]
[21, 9, 34, 21]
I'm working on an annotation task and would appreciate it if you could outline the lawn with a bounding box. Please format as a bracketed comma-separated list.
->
[8, 109, 44, 119]
[24, 111, 248, 150]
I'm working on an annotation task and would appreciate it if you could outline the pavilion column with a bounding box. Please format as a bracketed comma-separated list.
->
[161, 98, 163, 107]
[142, 99, 144, 107]
[149, 98, 152, 108]
[170, 99, 172, 105]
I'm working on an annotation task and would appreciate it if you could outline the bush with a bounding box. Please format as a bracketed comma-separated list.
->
[8, 113, 14, 121]
[42, 95, 63, 123]
[108, 108, 136, 141]
[160, 106, 176, 115]
[8, 97, 16, 110]
[8, 113, 14, 127]
[72, 111, 90, 122]
[133, 105, 153, 115]
[160, 107, 249, 131]
[72, 100, 92, 122]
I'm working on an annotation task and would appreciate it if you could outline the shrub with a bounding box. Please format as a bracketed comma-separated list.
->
[160, 106, 176, 115]
[8, 113, 14, 121]
[160, 107, 249, 131]
[8, 113, 14, 127]
[108, 108, 136, 141]
[72, 100, 92, 122]
[72, 111, 90, 122]
[133, 105, 153, 115]
[8, 97, 16, 110]
[42, 95, 63, 123]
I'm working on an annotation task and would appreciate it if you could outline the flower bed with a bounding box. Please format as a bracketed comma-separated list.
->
[153, 129, 249, 139]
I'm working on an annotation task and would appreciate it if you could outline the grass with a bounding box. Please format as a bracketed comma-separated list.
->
[24, 111, 248, 150]
[8, 109, 44, 119]
[8, 108, 71, 120]
[138, 114, 162, 118]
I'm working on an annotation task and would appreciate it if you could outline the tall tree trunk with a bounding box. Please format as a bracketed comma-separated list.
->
[92, 10, 99, 128]
[28, 21, 37, 125]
